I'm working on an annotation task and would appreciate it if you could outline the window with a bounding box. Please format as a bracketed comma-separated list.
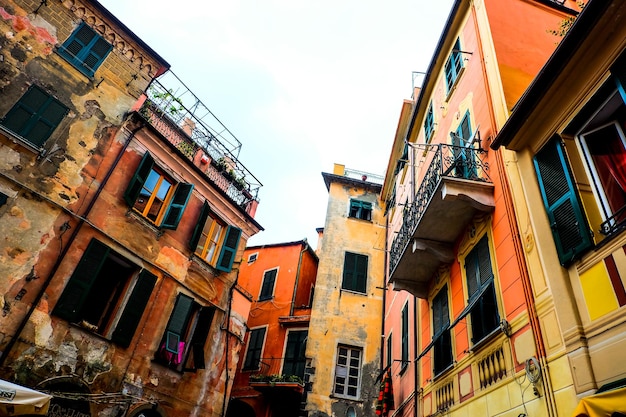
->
[394, 143, 409, 176]
[401, 303, 409, 370]
[282, 330, 308, 378]
[534, 136, 593, 265]
[349, 199, 372, 221]
[243, 327, 266, 371]
[424, 102, 435, 142]
[259, 268, 277, 301]
[432, 286, 452, 375]
[248, 252, 258, 263]
[124, 152, 194, 230]
[444, 38, 464, 94]
[155, 293, 215, 372]
[53, 238, 157, 347]
[58, 22, 113, 77]
[450, 111, 477, 179]
[1, 85, 68, 147]
[465, 235, 500, 344]
[342, 252, 368, 293]
[386, 333, 393, 369]
[334, 345, 362, 399]
[0, 192, 7, 208]
[189, 201, 242, 272]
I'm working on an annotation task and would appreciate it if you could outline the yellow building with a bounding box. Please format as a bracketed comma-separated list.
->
[491, 0, 626, 413]
[305, 164, 385, 417]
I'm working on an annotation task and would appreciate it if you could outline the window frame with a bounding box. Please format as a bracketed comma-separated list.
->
[124, 152, 194, 230]
[259, 268, 278, 301]
[341, 252, 368, 294]
[52, 238, 157, 347]
[333, 345, 363, 399]
[243, 326, 267, 371]
[348, 199, 372, 221]
[57, 21, 113, 77]
[189, 201, 242, 272]
[1, 84, 68, 148]
[401, 303, 409, 372]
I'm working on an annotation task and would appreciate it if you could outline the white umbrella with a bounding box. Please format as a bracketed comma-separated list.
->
[0, 379, 52, 416]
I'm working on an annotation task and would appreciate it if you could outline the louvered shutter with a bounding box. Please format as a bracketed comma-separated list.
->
[59, 23, 111, 76]
[83, 37, 112, 75]
[259, 269, 277, 300]
[164, 294, 194, 354]
[216, 226, 241, 272]
[355, 254, 368, 293]
[124, 152, 154, 206]
[161, 183, 194, 229]
[533, 137, 593, 265]
[244, 328, 266, 370]
[53, 239, 109, 322]
[342, 253, 356, 290]
[111, 269, 157, 347]
[189, 201, 210, 251]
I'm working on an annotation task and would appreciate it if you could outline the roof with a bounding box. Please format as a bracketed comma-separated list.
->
[245, 239, 319, 261]
[321, 172, 383, 193]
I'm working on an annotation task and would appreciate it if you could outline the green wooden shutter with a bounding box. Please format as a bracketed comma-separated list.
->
[216, 226, 241, 272]
[53, 239, 109, 322]
[111, 269, 157, 348]
[342, 253, 356, 290]
[355, 254, 368, 293]
[2, 85, 68, 147]
[161, 183, 194, 229]
[83, 37, 112, 75]
[259, 269, 277, 300]
[59, 23, 111, 77]
[164, 294, 194, 354]
[533, 137, 593, 265]
[401, 303, 409, 364]
[244, 327, 266, 370]
[124, 152, 154, 207]
[189, 201, 210, 251]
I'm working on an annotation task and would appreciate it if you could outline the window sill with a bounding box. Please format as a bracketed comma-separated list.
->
[0, 125, 43, 154]
[347, 216, 373, 222]
[54, 48, 97, 81]
[126, 209, 165, 239]
[340, 288, 367, 296]
[258, 296, 274, 302]
[329, 394, 362, 403]
[469, 326, 503, 353]
[432, 362, 455, 381]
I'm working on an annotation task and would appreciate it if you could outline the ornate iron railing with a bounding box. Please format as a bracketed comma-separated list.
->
[389, 144, 491, 275]
[600, 204, 626, 237]
[139, 71, 262, 209]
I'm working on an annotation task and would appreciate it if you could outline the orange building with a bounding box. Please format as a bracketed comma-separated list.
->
[228, 240, 319, 417]
[381, 1, 581, 416]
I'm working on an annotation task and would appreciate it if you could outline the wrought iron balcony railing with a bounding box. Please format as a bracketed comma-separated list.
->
[389, 144, 490, 275]
[139, 71, 262, 210]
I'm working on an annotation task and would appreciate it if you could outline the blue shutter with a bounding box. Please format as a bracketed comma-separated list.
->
[111, 269, 157, 347]
[53, 239, 109, 322]
[59, 23, 112, 77]
[533, 137, 593, 265]
[189, 201, 210, 251]
[216, 226, 241, 272]
[124, 152, 154, 207]
[164, 294, 194, 355]
[161, 182, 194, 230]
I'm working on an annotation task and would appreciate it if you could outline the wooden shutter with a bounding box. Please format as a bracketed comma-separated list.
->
[163, 294, 194, 356]
[216, 226, 241, 272]
[161, 183, 194, 229]
[185, 307, 215, 371]
[60, 23, 111, 77]
[533, 137, 593, 265]
[259, 269, 277, 300]
[83, 37, 112, 75]
[355, 254, 367, 293]
[189, 201, 210, 251]
[124, 152, 154, 206]
[53, 239, 109, 322]
[342, 253, 356, 290]
[111, 269, 157, 348]
[401, 304, 409, 364]
[283, 330, 307, 378]
[2, 85, 68, 147]
[244, 328, 266, 370]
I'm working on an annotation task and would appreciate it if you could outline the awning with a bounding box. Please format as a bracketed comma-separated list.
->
[573, 386, 626, 417]
[0, 379, 52, 416]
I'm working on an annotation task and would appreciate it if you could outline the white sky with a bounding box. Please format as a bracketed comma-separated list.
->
[101, 0, 454, 247]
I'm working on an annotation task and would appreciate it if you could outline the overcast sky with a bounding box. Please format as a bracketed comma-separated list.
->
[101, 0, 454, 247]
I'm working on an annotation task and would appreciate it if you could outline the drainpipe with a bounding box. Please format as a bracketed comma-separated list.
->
[380, 216, 388, 373]
[413, 295, 419, 416]
[0, 118, 144, 367]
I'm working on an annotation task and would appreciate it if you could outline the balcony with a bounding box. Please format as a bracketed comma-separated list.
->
[389, 144, 494, 298]
[138, 71, 262, 212]
[248, 358, 305, 395]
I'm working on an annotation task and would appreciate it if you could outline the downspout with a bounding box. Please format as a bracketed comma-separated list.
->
[0, 119, 144, 367]
[381, 216, 388, 373]
[469, 3, 556, 416]
[413, 295, 419, 416]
